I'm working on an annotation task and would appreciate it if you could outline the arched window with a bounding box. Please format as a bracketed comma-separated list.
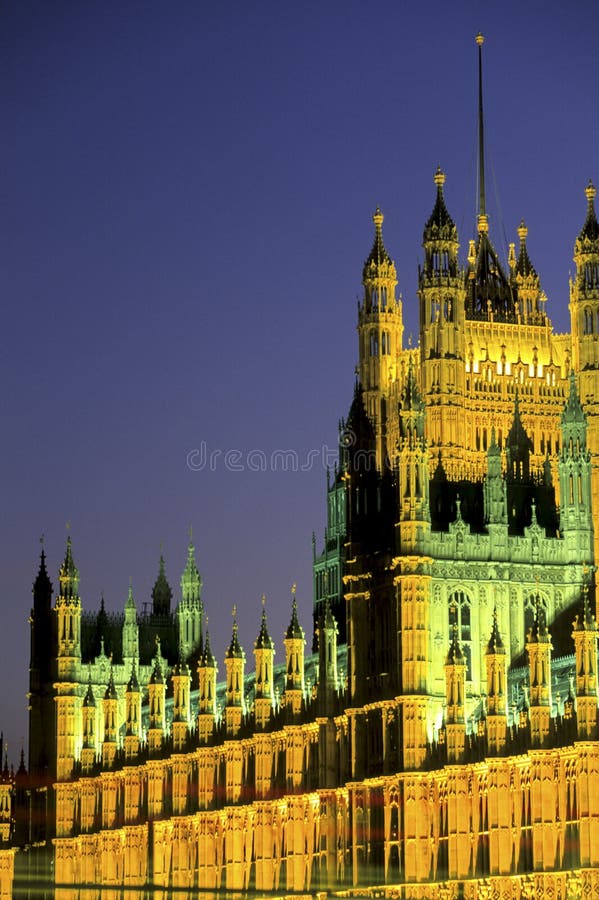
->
[381, 286, 387, 310]
[448, 591, 472, 679]
[370, 332, 379, 356]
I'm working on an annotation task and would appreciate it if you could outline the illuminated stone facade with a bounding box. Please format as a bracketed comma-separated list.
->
[12, 35, 599, 900]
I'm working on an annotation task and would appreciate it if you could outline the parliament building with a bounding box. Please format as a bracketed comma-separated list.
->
[4, 34, 599, 900]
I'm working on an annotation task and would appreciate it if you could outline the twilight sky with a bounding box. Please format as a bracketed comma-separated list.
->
[1, 0, 598, 760]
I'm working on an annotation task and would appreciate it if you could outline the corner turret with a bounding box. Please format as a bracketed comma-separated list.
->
[101, 667, 118, 769]
[485, 606, 507, 754]
[572, 580, 599, 738]
[147, 639, 166, 755]
[526, 594, 552, 746]
[254, 599, 276, 729]
[198, 628, 217, 743]
[124, 661, 142, 759]
[358, 208, 403, 467]
[444, 620, 466, 763]
[225, 609, 245, 736]
[284, 587, 305, 716]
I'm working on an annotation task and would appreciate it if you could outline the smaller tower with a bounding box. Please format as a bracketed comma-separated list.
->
[283, 586, 305, 717]
[197, 629, 218, 743]
[317, 599, 338, 718]
[254, 599, 276, 730]
[101, 667, 118, 770]
[147, 640, 166, 755]
[570, 181, 599, 571]
[418, 168, 466, 461]
[397, 358, 431, 553]
[54, 535, 82, 781]
[358, 207, 403, 467]
[570, 181, 599, 377]
[55, 536, 82, 678]
[152, 555, 172, 618]
[122, 582, 139, 662]
[178, 537, 203, 659]
[485, 606, 507, 755]
[526, 594, 553, 746]
[511, 220, 546, 323]
[81, 674, 97, 775]
[444, 619, 466, 763]
[558, 372, 594, 564]
[124, 661, 142, 759]
[572, 581, 599, 738]
[224, 609, 245, 737]
[171, 656, 191, 751]
[484, 428, 507, 527]
[29, 542, 55, 779]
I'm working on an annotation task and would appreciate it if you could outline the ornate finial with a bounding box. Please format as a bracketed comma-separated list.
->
[434, 166, 446, 188]
[373, 206, 384, 229]
[232, 604, 237, 620]
[261, 593, 266, 609]
[291, 583, 297, 599]
[477, 213, 489, 233]
[475, 32, 484, 45]
[586, 180, 596, 204]
[39, 534, 45, 547]
[205, 614, 209, 627]
[517, 219, 528, 243]
[100, 636, 105, 656]
[408, 333, 413, 348]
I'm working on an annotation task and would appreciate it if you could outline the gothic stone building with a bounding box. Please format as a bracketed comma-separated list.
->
[11, 35, 599, 900]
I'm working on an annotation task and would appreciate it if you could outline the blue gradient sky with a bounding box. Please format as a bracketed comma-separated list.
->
[1, 1, 598, 760]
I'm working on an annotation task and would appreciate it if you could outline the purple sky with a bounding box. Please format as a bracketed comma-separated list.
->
[2, 1, 598, 761]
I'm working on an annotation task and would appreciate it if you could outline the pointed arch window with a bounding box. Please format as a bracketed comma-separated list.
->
[370, 332, 379, 357]
[448, 591, 472, 679]
[584, 308, 594, 335]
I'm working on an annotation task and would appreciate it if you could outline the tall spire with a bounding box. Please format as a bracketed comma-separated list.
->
[181, 539, 202, 604]
[59, 535, 80, 600]
[227, 607, 243, 658]
[578, 180, 599, 244]
[362, 207, 392, 280]
[476, 33, 486, 220]
[33, 543, 53, 609]
[152, 554, 172, 617]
